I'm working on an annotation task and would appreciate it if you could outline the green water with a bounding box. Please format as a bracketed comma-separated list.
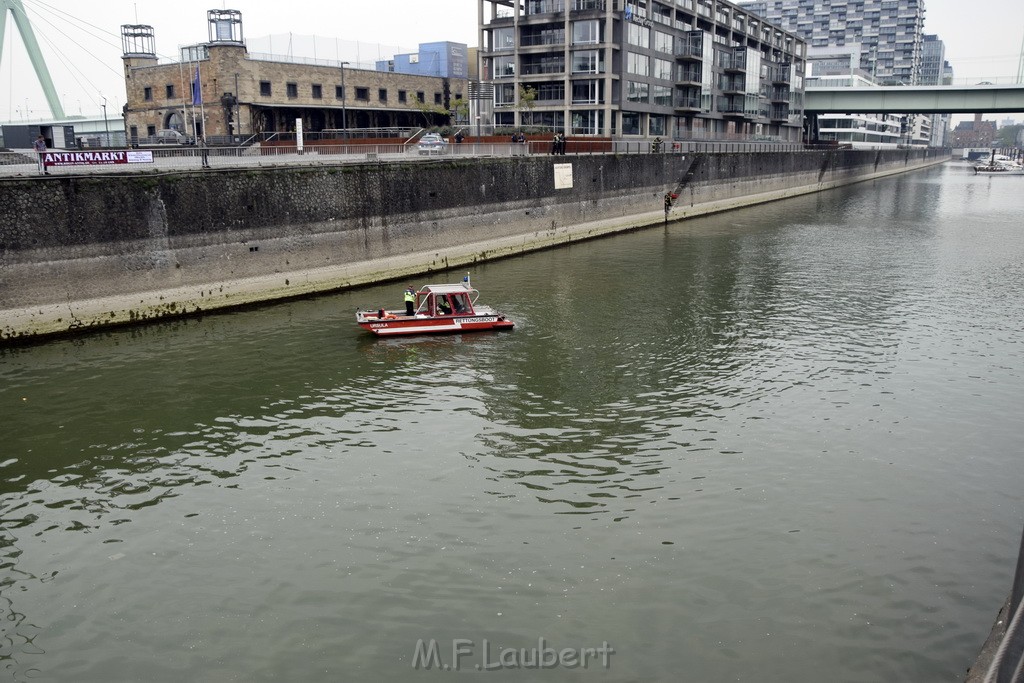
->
[2, 163, 1022, 682]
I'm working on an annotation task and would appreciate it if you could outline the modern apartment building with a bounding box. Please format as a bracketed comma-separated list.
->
[805, 47, 902, 148]
[477, 0, 808, 141]
[738, 0, 925, 86]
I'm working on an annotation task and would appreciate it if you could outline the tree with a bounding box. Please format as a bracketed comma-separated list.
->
[414, 99, 450, 127]
[450, 98, 470, 124]
[517, 85, 537, 127]
[995, 124, 1023, 148]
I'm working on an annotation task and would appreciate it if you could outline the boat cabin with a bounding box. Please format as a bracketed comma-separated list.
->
[413, 284, 477, 317]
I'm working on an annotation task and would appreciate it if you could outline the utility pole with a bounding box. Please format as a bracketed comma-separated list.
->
[340, 61, 350, 138]
[101, 96, 109, 147]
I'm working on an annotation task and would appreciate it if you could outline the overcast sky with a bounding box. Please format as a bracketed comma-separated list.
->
[1, 0, 1021, 122]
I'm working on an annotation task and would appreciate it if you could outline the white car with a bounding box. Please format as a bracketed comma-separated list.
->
[417, 133, 449, 155]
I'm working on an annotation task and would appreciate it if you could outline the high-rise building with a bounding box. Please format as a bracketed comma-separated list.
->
[920, 34, 944, 86]
[920, 34, 951, 146]
[738, 0, 925, 85]
[477, 0, 807, 141]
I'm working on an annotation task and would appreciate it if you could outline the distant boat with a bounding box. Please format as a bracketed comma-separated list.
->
[973, 158, 1024, 176]
[355, 275, 514, 336]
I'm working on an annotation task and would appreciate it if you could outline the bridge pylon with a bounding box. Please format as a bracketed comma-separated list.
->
[0, 0, 66, 119]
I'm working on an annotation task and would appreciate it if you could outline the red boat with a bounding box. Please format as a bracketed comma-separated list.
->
[355, 276, 515, 336]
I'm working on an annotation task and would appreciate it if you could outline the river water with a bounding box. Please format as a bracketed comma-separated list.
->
[2, 162, 1023, 682]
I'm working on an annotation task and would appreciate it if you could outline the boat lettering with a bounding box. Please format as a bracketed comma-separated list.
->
[456, 317, 497, 324]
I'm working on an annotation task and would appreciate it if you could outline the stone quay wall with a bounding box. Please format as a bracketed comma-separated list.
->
[0, 148, 949, 341]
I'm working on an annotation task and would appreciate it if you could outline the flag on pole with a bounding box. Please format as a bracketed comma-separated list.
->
[192, 66, 202, 105]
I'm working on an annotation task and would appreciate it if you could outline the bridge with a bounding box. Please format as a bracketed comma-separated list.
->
[805, 83, 1024, 114]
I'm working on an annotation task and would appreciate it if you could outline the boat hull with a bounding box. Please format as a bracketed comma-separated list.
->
[357, 313, 514, 336]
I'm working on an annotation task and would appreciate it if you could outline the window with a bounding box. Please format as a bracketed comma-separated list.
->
[143, 87, 153, 101]
[493, 27, 515, 50]
[571, 80, 600, 104]
[652, 84, 672, 107]
[335, 85, 345, 99]
[260, 81, 272, 96]
[495, 83, 516, 106]
[147, 125, 157, 136]
[572, 20, 600, 44]
[627, 52, 650, 76]
[649, 114, 666, 136]
[286, 82, 298, 98]
[312, 84, 323, 99]
[626, 81, 649, 103]
[355, 87, 370, 101]
[434, 93, 442, 104]
[654, 31, 673, 53]
[494, 55, 515, 78]
[166, 84, 175, 98]
[627, 23, 649, 48]
[379, 88, 388, 102]
[398, 90, 407, 103]
[654, 58, 673, 80]
[621, 112, 640, 135]
[572, 50, 600, 74]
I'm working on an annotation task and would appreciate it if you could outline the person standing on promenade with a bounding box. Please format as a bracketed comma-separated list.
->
[34, 135, 49, 174]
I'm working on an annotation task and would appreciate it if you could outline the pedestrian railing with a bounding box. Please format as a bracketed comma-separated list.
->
[0, 141, 948, 177]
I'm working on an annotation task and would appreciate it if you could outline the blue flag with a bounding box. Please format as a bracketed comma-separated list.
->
[192, 67, 202, 105]
[624, 4, 633, 20]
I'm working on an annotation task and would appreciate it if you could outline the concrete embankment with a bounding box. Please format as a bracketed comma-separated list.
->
[0, 148, 949, 342]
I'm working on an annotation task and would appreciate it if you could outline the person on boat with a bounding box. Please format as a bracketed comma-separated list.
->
[437, 295, 452, 315]
[404, 286, 416, 315]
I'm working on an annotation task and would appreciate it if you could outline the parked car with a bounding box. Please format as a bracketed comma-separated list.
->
[417, 133, 449, 155]
[154, 129, 194, 145]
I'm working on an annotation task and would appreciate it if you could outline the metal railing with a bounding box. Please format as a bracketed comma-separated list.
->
[983, 523, 1024, 683]
[2, 138, 906, 177]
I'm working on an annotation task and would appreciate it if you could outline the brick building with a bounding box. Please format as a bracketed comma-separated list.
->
[121, 11, 468, 141]
[951, 114, 998, 150]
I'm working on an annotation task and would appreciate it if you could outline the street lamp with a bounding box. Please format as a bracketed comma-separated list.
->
[340, 61, 350, 139]
[101, 96, 109, 148]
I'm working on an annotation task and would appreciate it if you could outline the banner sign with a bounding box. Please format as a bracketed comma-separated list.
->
[42, 150, 154, 168]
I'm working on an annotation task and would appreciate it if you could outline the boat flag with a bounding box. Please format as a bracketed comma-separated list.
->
[192, 66, 202, 105]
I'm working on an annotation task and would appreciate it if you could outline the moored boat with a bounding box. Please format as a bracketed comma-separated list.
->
[974, 162, 1024, 176]
[973, 153, 1024, 175]
[355, 275, 514, 336]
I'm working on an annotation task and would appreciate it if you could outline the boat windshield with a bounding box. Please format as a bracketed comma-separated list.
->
[449, 292, 472, 313]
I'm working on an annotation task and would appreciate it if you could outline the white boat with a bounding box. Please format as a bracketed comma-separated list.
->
[974, 160, 1024, 176]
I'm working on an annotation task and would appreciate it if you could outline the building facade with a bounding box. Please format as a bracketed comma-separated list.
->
[477, 0, 807, 141]
[805, 50, 902, 148]
[738, 0, 925, 86]
[122, 11, 467, 141]
[376, 42, 470, 79]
